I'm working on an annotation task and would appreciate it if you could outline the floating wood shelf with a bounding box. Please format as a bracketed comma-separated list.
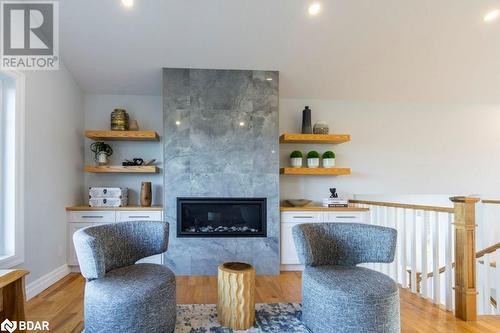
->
[84, 165, 159, 173]
[279, 133, 350, 144]
[85, 130, 159, 141]
[280, 167, 351, 175]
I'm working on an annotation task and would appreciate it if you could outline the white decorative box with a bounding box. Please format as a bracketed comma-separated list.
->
[322, 198, 348, 207]
[89, 187, 128, 199]
[89, 197, 128, 207]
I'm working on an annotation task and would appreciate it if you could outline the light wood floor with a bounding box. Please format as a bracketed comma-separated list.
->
[26, 272, 500, 333]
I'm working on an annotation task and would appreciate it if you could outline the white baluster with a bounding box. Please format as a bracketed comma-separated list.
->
[495, 249, 500, 315]
[444, 213, 453, 311]
[421, 211, 429, 298]
[381, 207, 390, 276]
[366, 205, 374, 270]
[432, 212, 440, 304]
[411, 209, 418, 294]
[477, 251, 485, 314]
[390, 207, 398, 283]
[482, 253, 492, 314]
[400, 208, 408, 288]
[375, 206, 382, 272]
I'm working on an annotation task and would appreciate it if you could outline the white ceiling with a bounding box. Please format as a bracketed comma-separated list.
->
[60, 0, 500, 102]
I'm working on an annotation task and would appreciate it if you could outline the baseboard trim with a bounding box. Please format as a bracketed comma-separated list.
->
[26, 264, 70, 300]
[280, 264, 304, 271]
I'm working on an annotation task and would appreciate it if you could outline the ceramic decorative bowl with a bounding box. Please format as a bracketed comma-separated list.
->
[286, 199, 312, 207]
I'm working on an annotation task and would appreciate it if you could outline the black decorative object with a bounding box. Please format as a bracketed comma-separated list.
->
[330, 188, 339, 198]
[301, 106, 312, 134]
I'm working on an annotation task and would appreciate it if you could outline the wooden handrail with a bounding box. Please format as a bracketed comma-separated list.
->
[421, 243, 499, 279]
[476, 242, 500, 258]
[481, 199, 500, 204]
[349, 199, 454, 213]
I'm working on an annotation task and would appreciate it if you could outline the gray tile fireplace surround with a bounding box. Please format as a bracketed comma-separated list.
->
[163, 68, 280, 275]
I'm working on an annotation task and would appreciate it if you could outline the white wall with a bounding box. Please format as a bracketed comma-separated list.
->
[17, 64, 84, 283]
[279, 99, 500, 203]
[83, 94, 163, 205]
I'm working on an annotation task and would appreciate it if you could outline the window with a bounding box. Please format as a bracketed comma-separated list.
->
[0, 71, 24, 268]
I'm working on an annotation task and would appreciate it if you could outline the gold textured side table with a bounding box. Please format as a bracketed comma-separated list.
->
[217, 262, 256, 330]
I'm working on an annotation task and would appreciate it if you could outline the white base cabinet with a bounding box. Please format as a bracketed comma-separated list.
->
[67, 210, 164, 267]
[280, 210, 367, 269]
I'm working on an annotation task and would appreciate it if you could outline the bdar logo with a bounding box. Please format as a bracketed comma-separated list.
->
[0, 319, 17, 333]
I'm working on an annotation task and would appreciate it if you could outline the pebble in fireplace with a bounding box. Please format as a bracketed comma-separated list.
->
[177, 198, 267, 237]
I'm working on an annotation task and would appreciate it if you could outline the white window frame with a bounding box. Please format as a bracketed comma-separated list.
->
[0, 70, 25, 268]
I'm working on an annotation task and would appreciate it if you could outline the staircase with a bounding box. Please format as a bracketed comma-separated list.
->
[349, 196, 500, 319]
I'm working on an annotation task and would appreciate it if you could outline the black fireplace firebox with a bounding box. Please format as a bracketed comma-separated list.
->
[177, 198, 267, 237]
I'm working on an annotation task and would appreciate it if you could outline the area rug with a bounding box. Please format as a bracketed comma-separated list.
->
[175, 303, 310, 333]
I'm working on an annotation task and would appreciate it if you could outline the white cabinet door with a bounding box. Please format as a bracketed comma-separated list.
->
[281, 222, 302, 265]
[280, 211, 368, 266]
[68, 222, 96, 266]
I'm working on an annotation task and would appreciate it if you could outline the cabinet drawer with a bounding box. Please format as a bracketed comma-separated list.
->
[116, 211, 163, 222]
[68, 222, 110, 266]
[281, 212, 323, 223]
[326, 212, 364, 223]
[280, 223, 301, 265]
[68, 211, 116, 223]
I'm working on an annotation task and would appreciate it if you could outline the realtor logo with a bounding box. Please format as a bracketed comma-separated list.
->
[0, 319, 16, 333]
[0, 1, 59, 70]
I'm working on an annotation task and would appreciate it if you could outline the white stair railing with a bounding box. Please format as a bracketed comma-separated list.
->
[350, 199, 455, 309]
[477, 199, 500, 315]
[352, 197, 500, 317]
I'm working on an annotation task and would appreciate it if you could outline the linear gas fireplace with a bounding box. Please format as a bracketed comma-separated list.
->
[177, 198, 267, 237]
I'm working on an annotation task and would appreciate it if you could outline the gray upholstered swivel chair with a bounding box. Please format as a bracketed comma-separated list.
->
[293, 223, 400, 333]
[73, 221, 176, 333]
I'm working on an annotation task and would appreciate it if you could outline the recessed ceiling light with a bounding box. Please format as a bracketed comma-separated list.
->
[175, 120, 181, 126]
[239, 121, 245, 127]
[266, 78, 273, 81]
[121, 0, 134, 9]
[484, 9, 499, 22]
[308, 2, 321, 16]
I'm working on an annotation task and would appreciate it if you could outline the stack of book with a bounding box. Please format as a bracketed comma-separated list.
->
[322, 198, 349, 208]
[89, 187, 128, 207]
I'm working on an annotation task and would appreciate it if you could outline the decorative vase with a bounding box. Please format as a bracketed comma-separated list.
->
[313, 121, 329, 134]
[307, 158, 319, 168]
[290, 157, 303, 168]
[129, 120, 139, 131]
[301, 106, 312, 134]
[96, 151, 109, 166]
[140, 182, 152, 207]
[323, 158, 336, 168]
[111, 108, 129, 131]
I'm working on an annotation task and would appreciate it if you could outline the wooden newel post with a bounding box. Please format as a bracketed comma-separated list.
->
[450, 196, 479, 321]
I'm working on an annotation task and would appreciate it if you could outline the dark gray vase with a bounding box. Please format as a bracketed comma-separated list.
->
[302, 106, 312, 134]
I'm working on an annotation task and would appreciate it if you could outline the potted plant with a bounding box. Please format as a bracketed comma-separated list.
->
[90, 142, 113, 166]
[322, 151, 336, 168]
[290, 151, 303, 168]
[307, 151, 320, 168]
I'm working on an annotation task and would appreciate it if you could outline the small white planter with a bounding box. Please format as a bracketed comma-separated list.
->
[96, 152, 109, 166]
[322, 158, 336, 168]
[307, 158, 319, 168]
[290, 158, 303, 168]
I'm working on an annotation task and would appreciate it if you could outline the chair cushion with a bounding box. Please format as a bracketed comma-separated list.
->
[87, 263, 176, 305]
[84, 263, 176, 333]
[303, 265, 398, 302]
